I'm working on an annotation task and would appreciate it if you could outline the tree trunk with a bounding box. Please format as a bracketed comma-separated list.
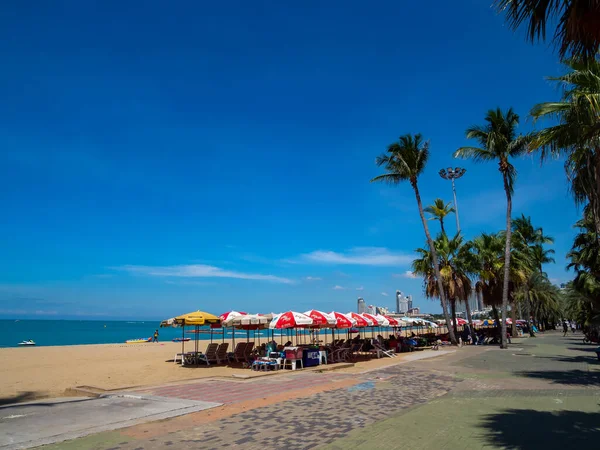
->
[465, 295, 474, 330]
[440, 219, 446, 236]
[450, 298, 457, 336]
[593, 150, 600, 239]
[492, 305, 501, 330]
[500, 170, 512, 349]
[412, 181, 457, 344]
[511, 303, 517, 337]
[524, 289, 535, 337]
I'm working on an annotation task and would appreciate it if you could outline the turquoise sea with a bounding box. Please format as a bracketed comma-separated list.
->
[0, 320, 283, 348]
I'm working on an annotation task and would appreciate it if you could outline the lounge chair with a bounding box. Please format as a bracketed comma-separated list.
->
[232, 342, 248, 362]
[243, 342, 255, 361]
[197, 343, 219, 366]
[215, 343, 229, 364]
[372, 341, 397, 358]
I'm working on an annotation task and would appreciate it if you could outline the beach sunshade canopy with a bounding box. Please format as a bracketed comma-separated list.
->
[383, 315, 399, 326]
[269, 311, 313, 329]
[239, 313, 272, 329]
[482, 319, 496, 326]
[362, 313, 381, 326]
[374, 314, 390, 327]
[173, 310, 221, 326]
[304, 310, 336, 328]
[455, 318, 467, 326]
[330, 311, 354, 329]
[346, 312, 368, 328]
[219, 311, 247, 326]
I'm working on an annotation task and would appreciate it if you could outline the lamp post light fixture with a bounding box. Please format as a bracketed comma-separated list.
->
[439, 167, 466, 233]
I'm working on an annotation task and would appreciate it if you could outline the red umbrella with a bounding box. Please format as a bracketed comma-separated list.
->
[455, 318, 467, 326]
[304, 310, 336, 328]
[269, 311, 313, 329]
[384, 315, 399, 326]
[361, 313, 380, 326]
[329, 311, 354, 329]
[346, 312, 368, 327]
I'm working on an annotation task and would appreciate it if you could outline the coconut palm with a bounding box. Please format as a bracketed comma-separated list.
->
[412, 233, 474, 335]
[372, 133, 457, 344]
[515, 272, 562, 331]
[530, 59, 600, 237]
[424, 198, 455, 235]
[455, 108, 529, 348]
[495, 0, 600, 61]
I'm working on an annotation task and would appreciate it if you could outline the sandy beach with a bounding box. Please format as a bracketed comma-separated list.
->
[0, 332, 421, 400]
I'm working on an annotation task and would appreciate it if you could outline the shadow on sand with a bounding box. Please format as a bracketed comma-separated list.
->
[480, 409, 600, 449]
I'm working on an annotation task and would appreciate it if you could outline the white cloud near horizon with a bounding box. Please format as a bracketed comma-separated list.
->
[295, 247, 413, 266]
[332, 285, 345, 290]
[381, 292, 389, 296]
[116, 264, 293, 284]
[356, 286, 364, 291]
[393, 271, 419, 279]
[304, 276, 322, 281]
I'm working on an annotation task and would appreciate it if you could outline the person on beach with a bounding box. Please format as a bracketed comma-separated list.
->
[571, 322, 576, 333]
[153, 330, 159, 342]
[563, 321, 569, 336]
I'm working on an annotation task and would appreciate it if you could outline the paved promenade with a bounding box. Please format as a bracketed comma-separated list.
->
[6, 331, 600, 449]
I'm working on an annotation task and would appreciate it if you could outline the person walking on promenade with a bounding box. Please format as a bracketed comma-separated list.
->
[571, 322, 576, 334]
[563, 321, 569, 337]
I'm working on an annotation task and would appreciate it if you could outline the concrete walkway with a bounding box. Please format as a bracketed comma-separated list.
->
[11, 332, 600, 449]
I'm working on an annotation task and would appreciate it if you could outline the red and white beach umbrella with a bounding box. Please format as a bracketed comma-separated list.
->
[374, 314, 390, 327]
[304, 310, 336, 328]
[269, 311, 314, 329]
[361, 313, 380, 326]
[455, 318, 467, 326]
[383, 315, 399, 327]
[346, 312, 369, 328]
[329, 311, 354, 329]
[219, 311, 247, 327]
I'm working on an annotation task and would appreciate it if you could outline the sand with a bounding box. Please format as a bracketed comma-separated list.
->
[0, 331, 435, 401]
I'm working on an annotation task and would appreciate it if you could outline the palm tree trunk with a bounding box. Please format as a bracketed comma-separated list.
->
[465, 295, 474, 329]
[524, 289, 534, 337]
[412, 181, 457, 344]
[440, 219, 446, 236]
[500, 172, 512, 349]
[451, 298, 457, 336]
[511, 303, 517, 337]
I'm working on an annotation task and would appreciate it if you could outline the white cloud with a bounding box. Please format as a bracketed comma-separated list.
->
[356, 286, 364, 291]
[115, 264, 293, 284]
[381, 292, 389, 296]
[304, 276, 322, 281]
[393, 271, 419, 279]
[296, 247, 413, 266]
[332, 285, 345, 290]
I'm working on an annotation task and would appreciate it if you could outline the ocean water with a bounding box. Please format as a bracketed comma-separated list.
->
[0, 320, 291, 348]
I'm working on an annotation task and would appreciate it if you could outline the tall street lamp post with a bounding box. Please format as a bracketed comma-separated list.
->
[439, 167, 466, 233]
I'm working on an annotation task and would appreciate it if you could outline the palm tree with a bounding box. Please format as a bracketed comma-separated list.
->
[516, 272, 562, 331]
[424, 198, 455, 235]
[530, 59, 600, 237]
[495, 0, 600, 61]
[372, 134, 458, 344]
[455, 108, 528, 348]
[412, 233, 474, 336]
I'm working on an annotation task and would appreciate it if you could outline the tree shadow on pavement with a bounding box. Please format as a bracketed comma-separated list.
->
[516, 369, 600, 386]
[567, 347, 598, 352]
[480, 409, 600, 449]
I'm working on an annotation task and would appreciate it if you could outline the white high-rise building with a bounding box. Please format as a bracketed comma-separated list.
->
[396, 290, 409, 313]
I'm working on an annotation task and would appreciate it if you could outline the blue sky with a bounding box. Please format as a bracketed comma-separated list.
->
[0, 1, 580, 319]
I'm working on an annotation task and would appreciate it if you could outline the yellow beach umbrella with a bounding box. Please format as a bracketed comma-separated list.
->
[174, 310, 221, 326]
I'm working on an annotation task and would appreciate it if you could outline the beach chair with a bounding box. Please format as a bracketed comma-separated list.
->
[243, 342, 255, 361]
[231, 342, 247, 362]
[372, 341, 396, 359]
[197, 343, 219, 366]
[215, 343, 229, 364]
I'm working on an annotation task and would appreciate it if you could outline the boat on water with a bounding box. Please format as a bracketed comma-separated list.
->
[125, 337, 152, 344]
[172, 337, 191, 342]
[18, 340, 35, 346]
